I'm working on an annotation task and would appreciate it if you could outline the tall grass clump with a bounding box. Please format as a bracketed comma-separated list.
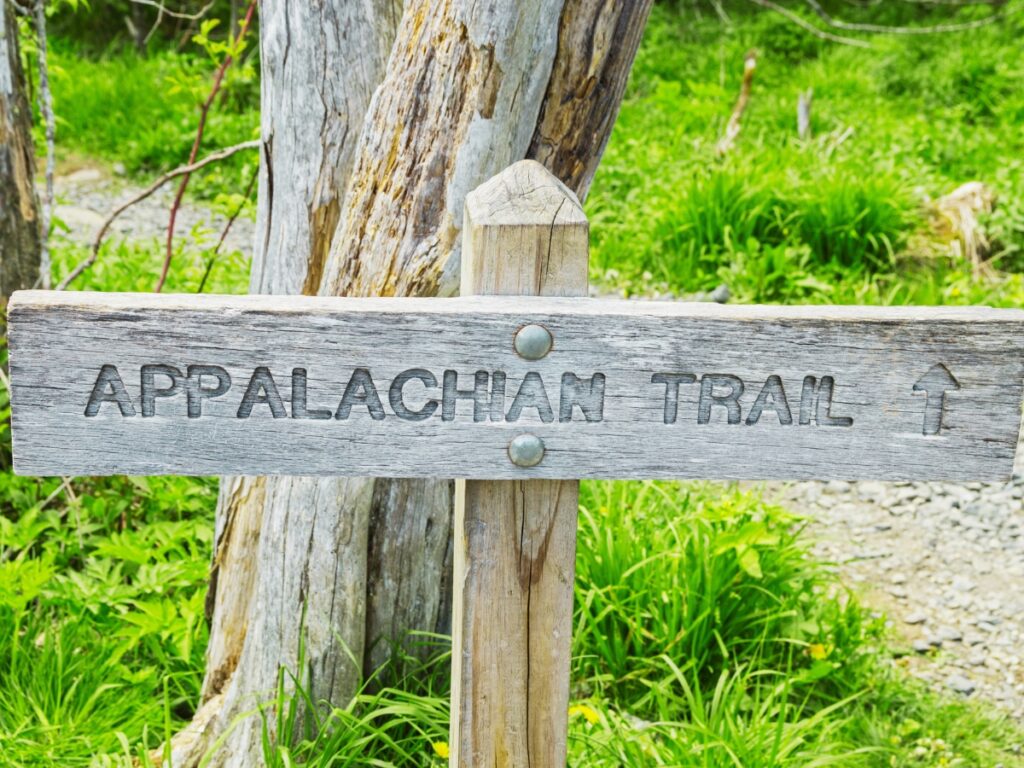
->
[254, 640, 452, 768]
[573, 482, 877, 715]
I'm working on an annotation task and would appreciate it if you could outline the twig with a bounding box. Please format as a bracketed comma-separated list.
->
[34, 0, 55, 289]
[143, 0, 163, 46]
[55, 140, 259, 291]
[143, 0, 216, 46]
[797, 87, 813, 139]
[197, 163, 258, 293]
[803, 0, 1006, 33]
[157, 0, 257, 293]
[709, 0, 731, 23]
[131, 0, 215, 21]
[716, 50, 757, 156]
[824, 125, 855, 158]
[745, 0, 872, 46]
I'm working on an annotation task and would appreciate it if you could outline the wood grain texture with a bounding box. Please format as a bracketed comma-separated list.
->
[318, 0, 566, 300]
[0, 0, 41, 305]
[252, 0, 402, 296]
[189, 6, 405, 765]
[451, 160, 585, 768]
[175, 1, 651, 761]
[527, 0, 655, 201]
[9, 290, 1024, 481]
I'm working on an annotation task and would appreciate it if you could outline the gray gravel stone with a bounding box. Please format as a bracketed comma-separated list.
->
[946, 674, 977, 695]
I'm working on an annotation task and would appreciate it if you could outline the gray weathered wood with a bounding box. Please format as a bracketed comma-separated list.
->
[187, 3, 655, 763]
[451, 159, 585, 767]
[0, 0, 41, 305]
[185, 5, 407, 765]
[9, 290, 1024, 481]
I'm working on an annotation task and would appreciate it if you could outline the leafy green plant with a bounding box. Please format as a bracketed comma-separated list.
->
[572, 481, 878, 714]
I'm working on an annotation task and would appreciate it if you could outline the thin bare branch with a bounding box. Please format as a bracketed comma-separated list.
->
[745, 0, 872, 46]
[709, 0, 731, 23]
[130, 0, 215, 21]
[143, 1, 164, 45]
[716, 49, 757, 156]
[196, 164, 258, 294]
[55, 140, 259, 291]
[157, 0, 257, 292]
[804, 0, 1007, 33]
[33, 0, 55, 289]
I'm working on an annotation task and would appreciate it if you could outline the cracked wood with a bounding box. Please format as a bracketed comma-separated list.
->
[9, 289, 1024, 481]
[450, 159, 584, 768]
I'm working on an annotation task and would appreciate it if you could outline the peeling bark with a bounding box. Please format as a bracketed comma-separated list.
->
[0, 0, 40, 308]
[251, 0, 403, 297]
[528, 0, 655, 201]
[183, 1, 402, 765]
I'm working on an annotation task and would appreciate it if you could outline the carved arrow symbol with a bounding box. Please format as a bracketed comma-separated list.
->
[912, 364, 960, 436]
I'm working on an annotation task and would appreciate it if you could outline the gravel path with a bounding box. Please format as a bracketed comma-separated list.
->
[54, 166, 1024, 720]
[54, 166, 255, 257]
[774, 439, 1024, 721]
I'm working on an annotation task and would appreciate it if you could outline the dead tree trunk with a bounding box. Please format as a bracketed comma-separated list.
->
[0, 0, 40, 310]
[175, 1, 652, 765]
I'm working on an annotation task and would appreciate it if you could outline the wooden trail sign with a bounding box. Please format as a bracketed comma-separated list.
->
[8, 294, 1024, 481]
[6, 160, 1024, 767]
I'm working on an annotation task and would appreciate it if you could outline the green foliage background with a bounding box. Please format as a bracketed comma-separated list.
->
[2, 1, 1024, 765]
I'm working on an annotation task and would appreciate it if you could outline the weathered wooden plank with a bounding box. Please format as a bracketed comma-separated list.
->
[450, 159, 584, 768]
[9, 290, 1024, 480]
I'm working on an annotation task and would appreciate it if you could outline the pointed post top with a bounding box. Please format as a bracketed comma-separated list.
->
[461, 161, 589, 298]
[464, 160, 586, 228]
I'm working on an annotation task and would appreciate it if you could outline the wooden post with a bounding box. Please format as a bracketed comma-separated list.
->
[450, 160, 589, 767]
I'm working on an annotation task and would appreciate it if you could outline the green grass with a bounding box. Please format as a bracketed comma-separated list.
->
[44, 43, 258, 196]
[0, 471, 216, 766]
[50, 235, 251, 296]
[588, 2, 1024, 306]
[5, 1, 1024, 765]
[198, 482, 1020, 767]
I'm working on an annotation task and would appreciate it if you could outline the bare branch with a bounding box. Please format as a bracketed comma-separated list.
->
[55, 140, 259, 291]
[130, 0, 215, 20]
[33, 0, 55, 289]
[804, 0, 1007, 33]
[716, 50, 757, 155]
[709, 0, 731, 23]
[745, 0, 872, 46]
[157, 0, 257, 292]
[196, 164, 258, 294]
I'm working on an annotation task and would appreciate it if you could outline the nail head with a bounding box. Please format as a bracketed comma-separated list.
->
[514, 324, 553, 360]
[508, 434, 545, 468]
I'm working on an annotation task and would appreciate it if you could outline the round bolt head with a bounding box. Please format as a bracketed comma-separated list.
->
[508, 434, 545, 468]
[514, 324, 553, 360]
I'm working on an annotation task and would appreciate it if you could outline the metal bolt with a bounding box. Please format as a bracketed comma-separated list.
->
[513, 324, 553, 360]
[508, 434, 545, 468]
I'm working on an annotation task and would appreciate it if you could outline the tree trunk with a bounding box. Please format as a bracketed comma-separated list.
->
[177, 1, 652, 765]
[0, 0, 40, 310]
